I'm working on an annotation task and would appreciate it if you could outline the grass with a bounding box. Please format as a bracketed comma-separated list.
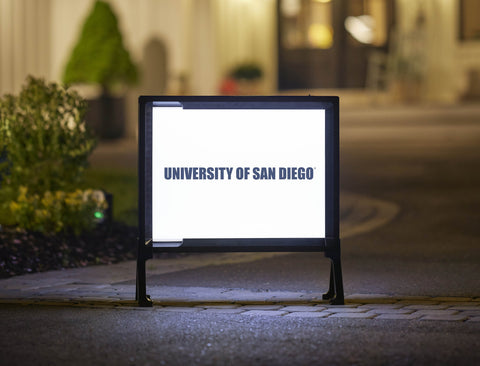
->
[83, 168, 138, 226]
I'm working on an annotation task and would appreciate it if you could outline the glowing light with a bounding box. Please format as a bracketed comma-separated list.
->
[151, 108, 326, 241]
[94, 211, 104, 219]
[344, 15, 375, 44]
[281, 0, 301, 17]
[308, 24, 333, 49]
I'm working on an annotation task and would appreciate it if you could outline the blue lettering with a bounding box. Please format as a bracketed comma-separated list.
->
[164, 167, 172, 179]
[306, 167, 314, 179]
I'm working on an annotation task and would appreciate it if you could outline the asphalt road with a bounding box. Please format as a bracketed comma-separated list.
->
[1, 304, 478, 366]
[141, 105, 480, 297]
[339, 106, 480, 296]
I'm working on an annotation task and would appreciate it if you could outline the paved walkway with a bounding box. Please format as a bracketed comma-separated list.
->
[2, 185, 477, 322]
[0, 190, 405, 314]
[4, 103, 480, 323]
[1, 290, 479, 322]
[1, 250, 479, 322]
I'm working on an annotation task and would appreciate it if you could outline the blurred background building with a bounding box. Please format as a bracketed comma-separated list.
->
[1, 0, 479, 138]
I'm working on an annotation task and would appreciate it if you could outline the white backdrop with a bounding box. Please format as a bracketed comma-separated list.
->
[152, 107, 326, 242]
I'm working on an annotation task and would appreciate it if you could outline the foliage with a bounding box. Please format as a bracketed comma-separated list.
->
[1, 167, 139, 278]
[0, 76, 99, 233]
[62, 0, 138, 93]
[230, 62, 263, 81]
[9, 187, 107, 235]
[0, 76, 96, 195]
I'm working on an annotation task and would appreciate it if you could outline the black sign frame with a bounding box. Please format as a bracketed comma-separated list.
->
[137, 96, 343, 306]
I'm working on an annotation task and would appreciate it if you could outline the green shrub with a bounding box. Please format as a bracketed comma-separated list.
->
[0, 76, 99, 233]
[0, 76, 96, 195]
[9, 187, 107, 235]
[62, 0, 138, 93]
[230, 63, 263, 81]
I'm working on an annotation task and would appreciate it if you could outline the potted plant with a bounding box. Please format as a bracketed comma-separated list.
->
[63, 0, 138, 139]
[220, 62, 263, 95]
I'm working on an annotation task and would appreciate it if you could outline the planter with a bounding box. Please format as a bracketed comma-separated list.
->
[236, 79, 262, 95]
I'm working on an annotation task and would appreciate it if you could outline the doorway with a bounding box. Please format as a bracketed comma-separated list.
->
[278, 0, 394, 89]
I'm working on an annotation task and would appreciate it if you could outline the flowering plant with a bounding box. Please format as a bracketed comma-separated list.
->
[10, 187, 107, 234]
[0, 76, 100, 232]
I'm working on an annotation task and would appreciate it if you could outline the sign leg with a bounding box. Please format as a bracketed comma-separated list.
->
[323, 238, 345, 305]
[329, 256, 344, 305]
[322, 263, 335, 300]
[136, 257, 153, 307]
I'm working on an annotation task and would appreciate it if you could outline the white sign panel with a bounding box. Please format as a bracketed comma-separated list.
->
[151, 108, 325, 242]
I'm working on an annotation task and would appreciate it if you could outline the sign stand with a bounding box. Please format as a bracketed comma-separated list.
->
[136, 241, 153, 307]
[323, 239, 344, 304]
[136, 96, 344, 307]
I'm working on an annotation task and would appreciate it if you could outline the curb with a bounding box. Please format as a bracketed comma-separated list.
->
[1, 295, 479, 322]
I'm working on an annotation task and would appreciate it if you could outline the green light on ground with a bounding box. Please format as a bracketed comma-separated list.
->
[94, 211, 104, 219]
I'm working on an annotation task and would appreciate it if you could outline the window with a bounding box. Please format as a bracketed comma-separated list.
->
[460, 0, 480, 41]
[280, 0, 334, 49]
[344, 0, 387, 46]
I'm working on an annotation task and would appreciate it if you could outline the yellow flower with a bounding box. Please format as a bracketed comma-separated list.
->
[9, 201, 19, 212]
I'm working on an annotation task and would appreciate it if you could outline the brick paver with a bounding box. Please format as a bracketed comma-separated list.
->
[447, 305, 480, 310]
[202, 308, 246, 314]
[375, 313, 422, 320]
[284, 311, 331, 318]
[281, 305, 323, 312]
[441, 302, 477, 306]
[456, 310, 480, 317]
[1, 289, 480, 322]
[411, 310, 459, 316]
[241, 310, 288, 316]
[404, 304, 449, 310]
[323, 307, 368, 313]
[357, 304, 404, 310]
[195, 304, 240, 309]
[365, 308, 414, 315]
[395, 300, 440, 305]
[156, 307, 204, 313]
[431, 297, 473, 302]
[328, 312, 377, 319]
[239, 305, 284, 311]
[420, 314, 468, 321]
